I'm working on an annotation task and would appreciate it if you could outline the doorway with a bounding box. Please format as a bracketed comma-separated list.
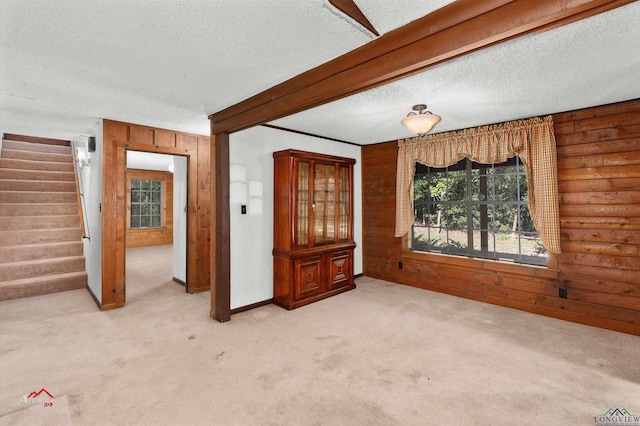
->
[100, 121, 211, 311]
[124, 151, 188, 303]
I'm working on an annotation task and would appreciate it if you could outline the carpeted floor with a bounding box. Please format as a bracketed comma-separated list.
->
[0, 245, 638, 425]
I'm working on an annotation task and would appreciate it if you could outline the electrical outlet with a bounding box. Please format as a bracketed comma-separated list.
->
[559, 287, 567, 299]
[241, 205, 247, 215]
[398, 261, 403, 270]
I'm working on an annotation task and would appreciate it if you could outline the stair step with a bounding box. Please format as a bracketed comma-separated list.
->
[0, 215, 80, 231]
[0, 179, 75, 192]
[0, 203, 78, 216]
[0, 227, 81, 246]
[0, 168, 75, 181]
[2, 139, 71, 155]
[0, 191, 76, 204]
[0, 241, 83, 263]
[0, 255, 86, 282]
[3, 134, 69, 145]
[0, 158, 74, 172]
[0, 271, 87, 301]
[0, 148, 72, 163]
[0, 136, 87, 301]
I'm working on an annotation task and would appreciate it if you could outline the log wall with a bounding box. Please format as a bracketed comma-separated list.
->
[362, 100, 640, 335]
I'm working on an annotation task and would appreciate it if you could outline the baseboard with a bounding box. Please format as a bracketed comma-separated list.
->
[173, 277, 186, 286]
[86, 284, 101, 310]
[354, 273, 364, 279]
[230, 299, 273, 315]
[100, 302, 119, 311]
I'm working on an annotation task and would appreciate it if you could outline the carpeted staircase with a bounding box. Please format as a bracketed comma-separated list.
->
[0, 134, 87, 301]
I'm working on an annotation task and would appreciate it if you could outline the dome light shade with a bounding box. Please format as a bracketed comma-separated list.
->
[401, 104, 441, 135]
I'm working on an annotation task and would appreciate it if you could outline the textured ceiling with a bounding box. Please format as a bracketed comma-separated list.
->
[1, 1, 639, 145]
[0, 0, 452, 140]
[272, 1, 640, 144]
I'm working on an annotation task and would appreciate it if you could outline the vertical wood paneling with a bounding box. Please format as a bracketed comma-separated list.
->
[101, 121, 128, 309]
[195, 136, 211, 293]
[102, 120, 210, 309]
[177, 134, 198, 148]
[155, 129, 176, 148]
[362, 100, 640, 335]
[176, 132, 201, 292]
[129, 125, 154, 145]
[115, 144, 126, 305]
[180, 137, 200, 292]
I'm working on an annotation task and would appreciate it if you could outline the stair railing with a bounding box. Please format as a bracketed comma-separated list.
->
[71, 141, 90, 240]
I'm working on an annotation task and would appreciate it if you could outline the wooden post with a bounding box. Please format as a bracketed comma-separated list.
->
[211, 132, 231, 322]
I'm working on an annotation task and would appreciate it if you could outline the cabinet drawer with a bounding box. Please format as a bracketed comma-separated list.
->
[294, 257, 323, 300]
[328, 251, 351, 290]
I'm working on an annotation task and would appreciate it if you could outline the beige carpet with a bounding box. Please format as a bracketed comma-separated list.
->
[0, 246, 639, 425]
[123, 244, 186, 303]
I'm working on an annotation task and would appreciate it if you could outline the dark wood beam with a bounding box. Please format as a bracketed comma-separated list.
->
[329, 0, 379, 37]
[210, 0, 510, 128]
[211, 132, 230, 322]
[209, 0, 633, 134]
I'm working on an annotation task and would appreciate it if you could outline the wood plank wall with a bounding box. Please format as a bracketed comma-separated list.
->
[362, 99, 640, 335]
[102, 120, 211, 310]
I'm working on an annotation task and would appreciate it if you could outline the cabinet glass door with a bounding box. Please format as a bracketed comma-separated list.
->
[297, 161, 310, 246]
[338, 165, 350, 240]
[313, 163, 335, 244]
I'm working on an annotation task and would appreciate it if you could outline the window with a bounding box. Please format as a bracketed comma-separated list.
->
[412, 156, 546, 266]
[130, 179, 163, 228]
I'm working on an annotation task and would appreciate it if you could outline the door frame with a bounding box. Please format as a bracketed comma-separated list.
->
[102, 139, 199, 309]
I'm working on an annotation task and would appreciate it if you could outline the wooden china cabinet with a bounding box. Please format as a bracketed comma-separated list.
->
[272, 149, 356, 310]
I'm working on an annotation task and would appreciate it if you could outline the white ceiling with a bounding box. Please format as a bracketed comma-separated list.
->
[1, 0, 639, 145]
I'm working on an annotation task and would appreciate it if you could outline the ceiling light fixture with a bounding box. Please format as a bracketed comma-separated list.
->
[401, 104, 441, 135]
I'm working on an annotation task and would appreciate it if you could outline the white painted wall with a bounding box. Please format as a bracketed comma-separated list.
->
[78, 121, 103, 303]
[229, 126, 362, 310]
[173, 155, 188, 282]
[4, 119, 362, 310]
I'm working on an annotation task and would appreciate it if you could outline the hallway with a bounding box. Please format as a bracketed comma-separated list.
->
[126, 244, 181, 302]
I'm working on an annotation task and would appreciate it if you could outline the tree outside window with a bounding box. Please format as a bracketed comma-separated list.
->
[412, 156, 546, 266]
[130, 179, 163, 229]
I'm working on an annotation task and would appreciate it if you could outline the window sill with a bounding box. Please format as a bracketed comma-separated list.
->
[402, 249, 559, 280]
[128, 227, 167, 233]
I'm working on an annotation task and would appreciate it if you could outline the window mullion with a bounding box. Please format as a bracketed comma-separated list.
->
[466, 159, 473, 254]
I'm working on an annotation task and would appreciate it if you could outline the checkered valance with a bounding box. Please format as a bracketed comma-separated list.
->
[395, 115, 561, 254]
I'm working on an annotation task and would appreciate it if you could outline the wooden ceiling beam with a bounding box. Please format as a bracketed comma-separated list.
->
[209, 0, 510, 128]
[329, 0, 380, 37]
[209, 0, 633, 134]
